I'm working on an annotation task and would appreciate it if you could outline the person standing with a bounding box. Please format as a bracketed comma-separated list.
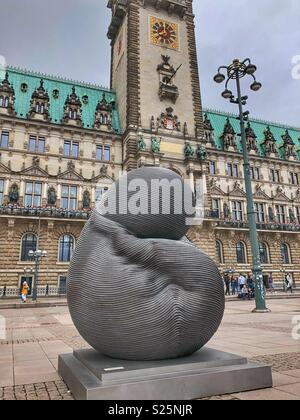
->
[230, 275, 236, 295]
[247, 274, 254, 291]
[285, 273, 293, 294]
[268, 273, 275, 293]
[238, 273, 247, 291]
[21, 281, 29, 303]
[224, 274, 231, 296]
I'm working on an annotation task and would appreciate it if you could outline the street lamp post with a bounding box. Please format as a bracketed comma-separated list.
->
[214, 58, 270, 313]
[28, 250, 47, 301]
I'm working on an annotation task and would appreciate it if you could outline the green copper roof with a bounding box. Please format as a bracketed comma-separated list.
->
[204, 109, 300, 161]
[1, 67, 121, 133]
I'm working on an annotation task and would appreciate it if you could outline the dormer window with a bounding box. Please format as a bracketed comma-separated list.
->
[62, 86, 82, 126]
[0, 97, 9, 108]
[69, 109, 78, 120]
[100, 113, 109, 125]
[35, 102, 45, 114]
[27, 79, 50, 121]
[94, 94, 113, 131]
[0, 72, 16, 115]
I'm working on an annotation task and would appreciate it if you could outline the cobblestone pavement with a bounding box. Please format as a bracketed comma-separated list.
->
[0, 381, 73, 400]
[251, 352, 300, 372]
[0, 298, 300, 400]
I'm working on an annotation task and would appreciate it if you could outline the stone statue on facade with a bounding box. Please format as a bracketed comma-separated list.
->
[9, 184, 19, 203]
[137, 136, 146, 152]
[151, 137, 161, 153]
[83, 191, 91, 209]
[184, 143, 194, 158]
[196, 144, 207, 160]
[47, 187, 57, 206]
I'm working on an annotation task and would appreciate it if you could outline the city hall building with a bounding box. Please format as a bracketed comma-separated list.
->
[0, 0, 300, 296]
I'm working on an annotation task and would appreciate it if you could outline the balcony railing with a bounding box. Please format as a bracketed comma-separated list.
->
[0, 284, 66, 298]
[0, 205, 92, 220]
[206, 211, 300, 232]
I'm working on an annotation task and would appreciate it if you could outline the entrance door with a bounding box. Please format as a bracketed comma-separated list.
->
[20, 276, 33, 296]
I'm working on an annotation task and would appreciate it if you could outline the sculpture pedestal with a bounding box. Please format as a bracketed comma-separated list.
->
[58, 348, 272, 400]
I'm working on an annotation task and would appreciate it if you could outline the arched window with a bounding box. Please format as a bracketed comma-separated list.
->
[0, 97, 9, 108]
[236, 241, 247, 264]
[21, 233, 37, 261]
[35, 102, 45, 114]
[216, 240, 224, 264]
[59, 235, 75, 262]
[259, 242, 269, 264]
[281, 243, 291, 265]
[69, 109, 77, 120]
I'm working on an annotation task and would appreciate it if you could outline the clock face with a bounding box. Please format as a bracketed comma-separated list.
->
[150, 17, 179, 50]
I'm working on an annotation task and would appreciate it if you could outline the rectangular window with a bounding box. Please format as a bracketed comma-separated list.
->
[296, 207, 300, 224]
[96, 187, 109, 203]
[104, 146, 111, 161]
[28, 136, 46, 153]
[227, 163, 238, 177]
[250, 167, 260, 180]
[290, 173, 299, 185]
[270, 169, 280, 183]
[0, 131, 9, 148]
[58, 276, 67, 295]
[24, 182, 42, 207]
[209, 161, 216, 176]
[232, 201, 243, 222]
[0, 179, 4, 205]
[212, 199, 220, 218]
[61, 185, 77, 210]
[96, 145, 103, 161]
[254, 202, 265, 223]
[38, 138, 45, 153]
[64, 140, 79, 158]
[275, 205, 286, 224]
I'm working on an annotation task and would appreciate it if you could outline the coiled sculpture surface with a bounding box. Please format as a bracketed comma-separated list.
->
[68, 168, 225, 361]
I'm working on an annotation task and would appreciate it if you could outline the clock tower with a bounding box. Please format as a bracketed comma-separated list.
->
[107, 0, 206, 178]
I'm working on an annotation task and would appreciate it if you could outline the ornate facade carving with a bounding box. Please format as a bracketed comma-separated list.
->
[62, 86, 82, 126]
[245, 122, 258, 152]
[94, 94, 113, 131]
[0, 72, 16, 115]
[27, 79, 51, 121]
[157, 55, 179, 104]
[280, 129, 295, 159]
[262, 126, 277, 157]
[157, 107, 181, 131]
[220, 118, 236, 151]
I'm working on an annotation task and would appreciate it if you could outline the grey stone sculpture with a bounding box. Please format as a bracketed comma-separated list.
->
[68, 168, 225, 361]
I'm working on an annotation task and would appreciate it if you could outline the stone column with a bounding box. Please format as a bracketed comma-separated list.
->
[4, 179, 10, 203]
[78, 185, 83, 210]
[91, 186, 96, 208]
[19, 180, 25, 204]
[42, 182, 48, 207]
[57, 184, 61, 208]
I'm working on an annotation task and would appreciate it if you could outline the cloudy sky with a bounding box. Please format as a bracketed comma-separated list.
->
[0, 0, 299, 126]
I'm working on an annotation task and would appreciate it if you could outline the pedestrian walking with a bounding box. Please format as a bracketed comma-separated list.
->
[21, 281, 29, 303]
